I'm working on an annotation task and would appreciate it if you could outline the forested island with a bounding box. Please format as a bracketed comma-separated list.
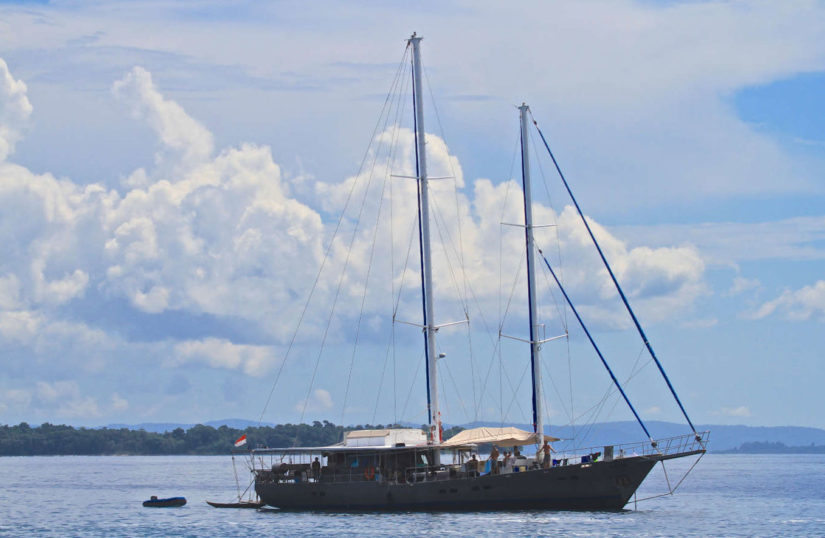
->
[718, 441, 825, 454]
[0, 422, 464, 456]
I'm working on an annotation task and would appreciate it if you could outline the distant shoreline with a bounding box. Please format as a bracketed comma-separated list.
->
[3, 421, 825, 456]
[716, 441, 825, 454]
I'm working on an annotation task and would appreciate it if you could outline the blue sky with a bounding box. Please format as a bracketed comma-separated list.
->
[0, 0, 824, 435]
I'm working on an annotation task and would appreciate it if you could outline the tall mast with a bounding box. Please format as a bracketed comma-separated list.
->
[409, 33, 441, 447]
[519, 103, 544, 447]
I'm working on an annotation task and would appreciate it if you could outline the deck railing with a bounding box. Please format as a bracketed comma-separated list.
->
[252, 431, 709, 486]
[550, 431, 710, 465]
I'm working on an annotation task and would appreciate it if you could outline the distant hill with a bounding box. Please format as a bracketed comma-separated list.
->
[103, 419, 825, 453]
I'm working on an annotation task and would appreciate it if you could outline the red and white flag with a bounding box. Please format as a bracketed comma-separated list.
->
[234, 434, 247, 447]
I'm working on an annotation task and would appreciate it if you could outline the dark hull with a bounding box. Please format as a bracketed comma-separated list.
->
[206, 500, 264, 509]
[256, 455, 667, 512]
[143, 497, 186, 507]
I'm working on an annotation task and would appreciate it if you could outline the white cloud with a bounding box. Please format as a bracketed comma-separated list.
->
[0, 60, 709, 357]
[729, 276, 761, 296]
[173, 337, 275, 376]
[111, 393, 129, 411]
[614, 216, 825, 266]
[0, 57, 713, 429]
[294, 388, 334, 414]
[0, 58, 32, 162]
[0, 310, 42, 343]
[751, 280, 825, 322]
[35, 380, 101, 419]
[113, 66, 214, 173]
[717, 406, 752, 418]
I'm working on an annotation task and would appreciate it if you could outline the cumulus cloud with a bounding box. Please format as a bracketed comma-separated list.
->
[751, 280, 825, 322]
[0, 58, 32, 162]
[0, 59, 711, 424]
[174, 337, 275, 376]
[0, 59, 708, 337]
[294, 388, 334, 413]
[113, 66, 214, 172]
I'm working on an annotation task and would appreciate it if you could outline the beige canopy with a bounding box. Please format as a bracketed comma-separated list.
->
[441, 427, 560, 448]
[344, 429, 390, 439]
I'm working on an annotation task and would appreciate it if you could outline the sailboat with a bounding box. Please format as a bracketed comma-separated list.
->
[251, 33, 707, 511]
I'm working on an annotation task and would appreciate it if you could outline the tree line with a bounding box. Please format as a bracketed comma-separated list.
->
[718, 441, 825, 454]
[0, 422, 465, 456]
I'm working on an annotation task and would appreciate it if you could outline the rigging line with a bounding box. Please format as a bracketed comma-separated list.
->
[430, 198, 470, 310]
[298, 105, 386, 439]
[410, 47, 434, 425]
[257, 44, 410, 425]
[499, 330, 503, 425]
[465, 285, 504, 419]
[498, 244, 527, 332]
[540, 341, 572, 424]
[567, 342, 651, 445]
[371, 334, 393, 425]
[400, 349, 425, 422]
[429, 193, 471, 312]
[541, 368, 553, 440]
[388, 69, 411, 425]
[527, 127, 568, 334]
[477, 250, 525, 411]
[466, 322, 478, 421]
[567, 379, 618, 450]
[536, 259, 568, 336]
[568, 345, 651, 445]
[423, 69, 474, 427]
[528, 121, 577, 433]
[423, 67, 469, 296]
[502, 359, 531, 425]
[385, 72, 416, 422]
[601, 345, 654, 427]
[531, 113, 698, 436]
[438, 352, 452, 426]
[493, 335, 530, 424]
[498, 137, 521, 334]
[440, 350, 470, 423]
[536, 246, 654, 443]
[339, 64, 405, 430]
[566, 324, 575, 441]
[367, 89, 409, 428]
[393, 209, 423, 316]
[565, 378, 616, 429]
[633, 453, 704, 503]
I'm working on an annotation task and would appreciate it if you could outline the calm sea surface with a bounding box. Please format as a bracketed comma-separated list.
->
[0, 454, 823, 536]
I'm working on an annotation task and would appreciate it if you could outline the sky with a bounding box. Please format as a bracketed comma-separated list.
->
[0, 0, 824, 435]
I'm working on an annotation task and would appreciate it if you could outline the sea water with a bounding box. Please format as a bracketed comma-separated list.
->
[0, 454, 823, 536]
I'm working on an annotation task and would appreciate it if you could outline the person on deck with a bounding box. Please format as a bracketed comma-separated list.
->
[311, 457, 321, 481]
[468, 454, 479, 477]
[541, 440, 555, 469]
[489, 445, 500, 474]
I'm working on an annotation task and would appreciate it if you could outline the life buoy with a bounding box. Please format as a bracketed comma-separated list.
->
[364, 466, 376, 480]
